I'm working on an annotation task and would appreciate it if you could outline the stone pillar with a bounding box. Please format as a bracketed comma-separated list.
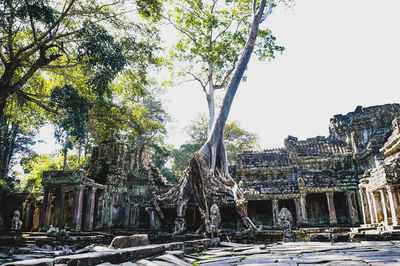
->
[129, 205, 140, 228]
[300, 193, 308, 223]
[294, 198, 303, 225]
[72, 185, 84, 231]
[366, 190, 375, 224]
[347, 190, 360, 225]
[370, 191, 379, 223]
[272, 199, 279, 227]
[326, 192, 337, 224]
[54, 188, 65, 228]
[95, 190, 105, 230]
[373, 191, 385, 222]
[387, 186, 398, 226]
[44, 189, 53, 227]
[359, 189, 369, 224]
[379, 189, 388, 224]
[149, 209, 160, 230]
[84, 187, 97, 231]
[40, 188, 49, 227]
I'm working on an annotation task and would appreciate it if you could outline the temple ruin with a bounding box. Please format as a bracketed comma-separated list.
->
[238, 104, 400, 228]
[2, 103, 400, 238]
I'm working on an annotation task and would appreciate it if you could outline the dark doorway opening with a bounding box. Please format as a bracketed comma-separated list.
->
[306, 193, 329, 225]
[248, 200, 273, 228]
[334, 192, 349, 224]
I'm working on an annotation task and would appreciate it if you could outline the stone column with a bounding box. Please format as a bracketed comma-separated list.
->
[359, 189, 369, 224]
[272, 199, 279, 227]
[54, 188, 65, 228]
[379, 189, 388, 224]
[149, 209, 160, 230]
[294, 198, 303, 225]
[347, 190, 360, 225]
[84, 187, 97, 231]
[387, 186, 398, 226]
[366, 190, 375, 224]
[95, 190, 105, 230]
[370, 191, 379, 223]
[300, 193, 308, 223]
[72, 185, 84, 231]
[326, 192, 337, 224]
[40, 188, 49, 227]
[44, 189, 53, 227]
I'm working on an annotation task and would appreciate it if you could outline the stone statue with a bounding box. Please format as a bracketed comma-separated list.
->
[11, 210, 23, 231]
[277, 207, 294, 242]
[209, 203, 221, 236]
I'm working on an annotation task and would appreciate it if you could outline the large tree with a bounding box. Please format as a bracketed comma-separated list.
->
[166, 0, 284, 130]
[155, 0, 283, 235]
[0, 0, 162, 175]
[172, 114, 259, 176]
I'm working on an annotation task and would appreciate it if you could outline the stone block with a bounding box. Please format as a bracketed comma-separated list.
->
[109, 234, 149, 249]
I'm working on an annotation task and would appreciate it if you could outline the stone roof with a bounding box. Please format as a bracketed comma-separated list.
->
[286, 138, 352, 157]
[238, 149, 291, 168]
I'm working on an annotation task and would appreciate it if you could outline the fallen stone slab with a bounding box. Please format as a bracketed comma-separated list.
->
[163, 242, 183, 251]
[154, 254, 190, 266]
[4, 244, 164, 266]
[183, 238, 220, 254]
[165, 250, 184, 258]
[3, 258, 54, 266]
[136, 259, 159, 266]
[110, 234, 150, 249]
[199, 256, 245, 265]
[219, 241, 250, 248]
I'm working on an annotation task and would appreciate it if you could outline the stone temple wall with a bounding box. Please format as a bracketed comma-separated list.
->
[238, 104, 400, 227]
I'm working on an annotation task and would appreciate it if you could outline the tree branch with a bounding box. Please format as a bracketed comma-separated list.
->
[13, 0, 77, 61]
[16, 90, 54, 113]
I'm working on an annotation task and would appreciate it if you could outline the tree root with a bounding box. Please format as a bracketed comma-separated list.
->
[153, 150, 259, 235]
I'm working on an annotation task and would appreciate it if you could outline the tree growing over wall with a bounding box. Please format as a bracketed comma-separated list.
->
[155, 0, 285, 235]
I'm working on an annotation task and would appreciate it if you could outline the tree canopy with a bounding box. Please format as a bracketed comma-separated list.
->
[166, 0, 284, 129]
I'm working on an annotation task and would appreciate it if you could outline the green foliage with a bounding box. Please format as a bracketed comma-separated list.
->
[87, 74, 169, 148]
[135, 0, 163, 21]
[50, 85, 91, 148]
[78, 21, 127, 98]
[167, 0, 284, 90]
[151, 143, 179, 183]
[15, 0, 56, 25]
[19, 153, 89, 193]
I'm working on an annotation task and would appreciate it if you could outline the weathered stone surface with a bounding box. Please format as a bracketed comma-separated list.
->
[109, 234, 150, 249]
[4, 244, 164, 266]
[3, 258, 54, 265]
[154, 254, 190, 266]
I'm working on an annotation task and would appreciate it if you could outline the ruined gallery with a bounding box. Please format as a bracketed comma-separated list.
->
[2, 104, 400, 233]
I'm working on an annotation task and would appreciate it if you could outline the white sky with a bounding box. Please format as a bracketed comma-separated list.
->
[35, 0, 400, 155]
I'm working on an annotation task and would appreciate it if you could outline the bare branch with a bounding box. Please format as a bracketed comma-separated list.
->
[16, 90, 54, 113]
[166, 15, 198, 45]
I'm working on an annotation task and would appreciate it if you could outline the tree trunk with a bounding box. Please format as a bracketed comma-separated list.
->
[0, 96, 8, 177]
[63, 135, 69, 170]
[3, 123, 19, 177]
[154, 0, 269, 235]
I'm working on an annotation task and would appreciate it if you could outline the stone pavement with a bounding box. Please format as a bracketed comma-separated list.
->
[194, 241, 400, 265]
[131, 241, 400, 265]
